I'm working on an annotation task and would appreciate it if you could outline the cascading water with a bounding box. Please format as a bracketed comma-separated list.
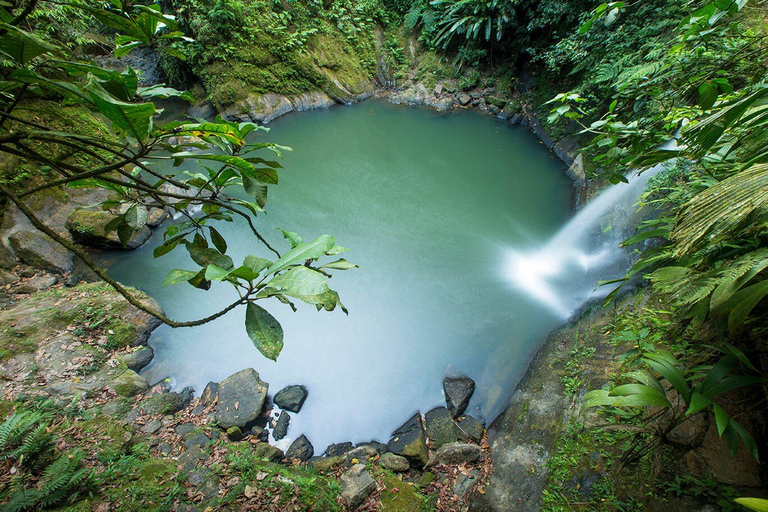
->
[505, 159, 671, 319]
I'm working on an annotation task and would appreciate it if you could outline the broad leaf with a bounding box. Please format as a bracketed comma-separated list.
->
[266, 266, 346, 312]
[267, 235, 336, 274]
[245, 302, 284, 361]
[86, 79, 155, 141]
[163, 269, 198, 286]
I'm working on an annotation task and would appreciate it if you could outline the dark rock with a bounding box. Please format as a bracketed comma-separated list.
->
[250, 425, 264, 438]
[509, 113, 523, 125]
[425, 407, 461, 449]
[178, 446, 207, 473]
[457, 415, 484, 444]
[252, 442, 284, 462]
[425, 442, 481, 468]
[175, 423, 196, 436]
[345, 445, 377, 466]
[458, 93, 472, 106]
[149, 377, 173, 395]
[443, 376, 475, 417]
[188, 102, 215, 119]
[214, 368, 268, 429]
[309, 455, 341, 472]
[201, 381, 219, 406]
[325, 441, 354, 457]
[63, 274, 79, 287]
[226, 426, 244, 441]
[272, 411, 290, 440]
[0, 268, 18, 285]
[8, 231, 74, 274]
[388, 413, 429, 467]
[341, 464, 376, 510]
[139, 388, 192, 415]
[66, 209, 151, 249]
[141, 419, 162, 434]
[379, 452, 409, 472]
[285, 434, 314, 461]
[185, 433, 211, 449]
[119, 346, 154, 373]
[454, 469, 481, 496]
[358, 440, 388, 455]
[273, 385, 308, 412]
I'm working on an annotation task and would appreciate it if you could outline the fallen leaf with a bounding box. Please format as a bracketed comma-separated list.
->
[234, 402, 239, 410]
[244, 485, 256, 498]
[256, 471, 268, 481]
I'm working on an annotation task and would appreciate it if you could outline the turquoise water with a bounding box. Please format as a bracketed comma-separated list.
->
[101, 100, 573, 450]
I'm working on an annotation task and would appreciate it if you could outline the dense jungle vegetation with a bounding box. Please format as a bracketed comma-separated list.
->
[0, 0, 767, 509]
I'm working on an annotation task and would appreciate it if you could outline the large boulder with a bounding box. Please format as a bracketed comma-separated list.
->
[273, 385, 308, 412]
[325, 441, 354, 457]
[139, 387, 193, 415]
[201, 381, 219, 406]
[272, 411, 290, 440]
[425, 442, 481, 468]
[425, 406, 461, 450]
[8, 231, 74, 274]
[379, 452, 409, 473]
[285, 434, 314, 461]
[340, 464, 376, 510]
[214, 368, 268, 429]
[66, 209, 151, 249]
[118, 346, 154, 373]
[443, 376, 475, 418]
[387, 413, 429, 467]
[110, 369, 149, 397]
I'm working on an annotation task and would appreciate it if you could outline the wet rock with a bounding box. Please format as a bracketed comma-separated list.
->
[188, 102, 215, 119]
[139, 388, 193, 415]
[201, 381, 219, 406]
[425, 406, 460, 449]
[309, 455, 341, 472]
[285, 434, 314, 461]
[388, 413, 429, 467]
[8, 231, 74, 274]
[118, 346, 154, 373]
[487, 96, 507, 108]
[185, 433, 212, 450]
[214, 368, 268, 429]
[273, 385, 308, 412]
[272, 411, 290, 440]
[381, 474, 422, 511]
[290, 91, 335, 112]
[110, 369, 149, 397]
[66, 209, 151, 249]
[345, 445, 378, 466]
[149, 377, 173, 395]
[325, 441, 354, 457]
[458, 93, 472, 106]
[443, 376, 475, 417]
[425, 442, 481, 468]
[444, 83, 456, 93]
[17, 273, 57, 293]
[226, 426, 244, 441]
[379, 452, 409, 472]
[252, 442, 284, 462]
[457, 415, 484, 444]
[358, 440, 388, 455]
[341, 464, 376, 511]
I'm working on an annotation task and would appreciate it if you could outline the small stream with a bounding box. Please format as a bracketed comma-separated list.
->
[99, 100, 617, 450]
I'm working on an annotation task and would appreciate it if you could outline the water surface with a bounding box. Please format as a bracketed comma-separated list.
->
[102, 100, 574, 450]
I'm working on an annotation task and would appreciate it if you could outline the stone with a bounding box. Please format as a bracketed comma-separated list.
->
[325, 441, 354, 457]
[226, 426, 244, 441]
[309, 455, 341, 473]
[285, 434, 314, 461]
[358, 441, 388, 455]
[345, 445, 377, 466]
[110, 369, 149, 397]
[290, 91, 335, 112]
[139, 388, 193, 415]
[434, 83, 443, 96]
[453, 469, 481, 496]
[380, 474, 422, 512]
[273, 385, 308, 412]
[425, 442, 481, 468]
[379, 452, 409, 472]
[214, 368, 268, 429]
[388, 413, 429, 468]
[456, 415, 484, 444]
[8, 231, 74, 274]
[185, 433, 212, 449]
[509, 113, 523, 125]
[272, 411, 290, 440]
[444, 83, 456, 93]
[443, 376, 475, 417]
[17, 274, 57, 293]
[340, 464, 376, 510]
[146, 207, 168, 227]
[176, 423, 196, 436]
[66, 209, 151, 249]
[188, 102, 215, 119]
[487, 96, 507, 108]
[567, 153, 586, 183]
[118, 346, 154, 373]
[425, 407, 460, 449]
[141, 419, 162, 434]
[0, 268, 18, 285]
[252, 442, 284, 462]
[201, 381, 219, 406]
[458, 93, 471, 106]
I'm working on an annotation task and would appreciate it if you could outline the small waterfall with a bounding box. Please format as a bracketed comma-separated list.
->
[505, 161, 670, 319]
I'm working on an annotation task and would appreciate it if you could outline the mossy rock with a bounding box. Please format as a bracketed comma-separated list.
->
[77, 416, 133, 460]
[8, 230, 74, 274]
[66, 209, 151, 249]
[380, 475, 423, 512]
[110, 369, 149, 397]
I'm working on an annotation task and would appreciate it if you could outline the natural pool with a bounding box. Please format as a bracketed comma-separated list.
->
[100, 99, 575, 450]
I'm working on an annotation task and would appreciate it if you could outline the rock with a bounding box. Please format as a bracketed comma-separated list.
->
[188, 102, 215, 119]
[453, 468, 481, 496]
[444, 83, 456, 93]
[443, 376, 475, 417]
[8, 231, 74, 274]
[273, 385, 308, 412]
[214, 368, 268, 430]
[379, 452, 409, 472]
[252, 442, 284, 462]
[509, 113, 523, 125]
[425, 407, 460, 450]
[290, 91, 335, 112]
[67, 209, 151, 249]
[458, 93, 472, 106]
[425, 442, 481, 468]
[340, 464, 376, 511]
[17, 273, 57, 293]
[434, 83, 443, 96]
[285, 434, 314, 461]
[226, 426, 244, 441]
[345, 445, 377, 466]
[0, 269, 19, 285]
[388, 413, 429, 467]
[110, 369, 149, 397]
[488, 104, 501, 115]
[141, 419, 162, 434]
[567, 153, 586, 183]
[201, 381, 219, 406]
[325, 441, 354, 457]
[272, 411, 290, 440]
[309, 455, 341, 472]
[139, 388, 193, 415]
[358, 441, 388, 455]
[487, 96, 507, 108]
[456, 415, 484, 444]
[118, 346, 154, 373]
[146, 207, 168, 227]
[185, 433, 212, 449]
[380, 474, 422, 512]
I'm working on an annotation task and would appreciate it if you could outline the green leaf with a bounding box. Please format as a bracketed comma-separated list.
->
[267, 235, 336, 275]
[208, 226, 227, 254]
[734, 498, 768, 512]
[124, 204, 148, 229]
[186, 244, 234, 270]
[320, 258, 359, 270]
[277, 228, 303, 249]
[713, 403, 729, 437]
[643, 351, 691, 404]
[726, 280, 768, 333]
[731, 418, 759, 460]
[245, 302, 284, 361]
[85, 79, 155, 141]
[265, 266, 346, 312]
[609, 383, 672, 407]
[0, 22, 58, 64]
[154, 233, 186, 258]
[244, 255, 272, 275]
[684, 392, 712, 416]
[187, 268, 211, 290]
[163, 269, 198, 286]
[137, 84, 194, 102]
[621, 228, 669, 247]
[204, 264, 231, 281]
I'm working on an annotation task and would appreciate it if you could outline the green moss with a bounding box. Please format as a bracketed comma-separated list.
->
[76, 416, 133, 461]
[380, 474, 424, 511]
